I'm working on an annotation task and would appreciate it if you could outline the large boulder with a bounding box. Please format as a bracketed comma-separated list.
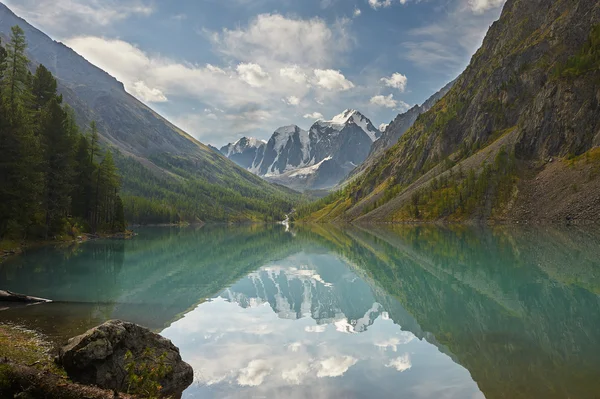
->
[58, 320, 193, 397]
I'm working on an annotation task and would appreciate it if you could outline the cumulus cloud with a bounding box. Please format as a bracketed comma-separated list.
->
[237, 359, 272, 386]
[313, 69, 355, 91]
[316, 356, 358, 378]
[303, 112, 324, 120]
[3, 0, 153, 38]
[237, 63, 270, 87]
[280, 66, 308, 84]
[381, 72, 408, 92]
[370, 94, 397, 108]
[468, 0, 506, 13]
[284, 96, 301, 106]
[386, 354, 412, 372]
[210, 13, 351, 68]
[368, 0, 392, 9]
[281, 362, 310, 385]
[379, 123, 389, 132]
[131, 81, 167, 103]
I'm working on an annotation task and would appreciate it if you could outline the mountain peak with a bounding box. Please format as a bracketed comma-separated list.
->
[274, 125, 301, 135]
[330, 109, 362, 125]
[316, 109, 380, 142]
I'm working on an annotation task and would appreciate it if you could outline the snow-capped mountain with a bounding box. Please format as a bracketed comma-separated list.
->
[219, 137, 266, 170]
[219, 110, 380, 191]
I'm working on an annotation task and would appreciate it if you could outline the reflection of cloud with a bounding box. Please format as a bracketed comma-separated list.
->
[305, 325, 327, 333]
[386, 354, 412, 372]
[238, 359, 272, 386]
[317, 356, 358, 378]
[281, 362, 310, 385]
[334, 318, 355, 333]
[288, 342, 302, 352]
[375, 333, 414, 352]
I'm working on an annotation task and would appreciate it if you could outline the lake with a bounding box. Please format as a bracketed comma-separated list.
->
[1, 224, 600, 398]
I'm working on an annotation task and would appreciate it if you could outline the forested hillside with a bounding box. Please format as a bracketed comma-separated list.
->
[0, 3, 298, 225]
[0, 26, 124, 240]
[297, 0, 600, 223]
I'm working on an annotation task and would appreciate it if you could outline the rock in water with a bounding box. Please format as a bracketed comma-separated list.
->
[58, 320, 193, 396]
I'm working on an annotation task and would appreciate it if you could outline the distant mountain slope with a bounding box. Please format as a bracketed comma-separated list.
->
[298, 0, 600, 223]
[347, 80, 455, 182]
[220, 110, 380, 191]
[0, 2, 297, 223]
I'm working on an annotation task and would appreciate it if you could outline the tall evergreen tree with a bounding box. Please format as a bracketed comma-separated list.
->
[1, 25, 29, 118]
[0, 25, 43, 238]
[32, 64, 58, 111]
[40, 96, 75, 236]
[0, 26, 126, 239]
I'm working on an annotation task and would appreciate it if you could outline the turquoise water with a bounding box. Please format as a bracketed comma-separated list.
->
[1, 224, 600, 398]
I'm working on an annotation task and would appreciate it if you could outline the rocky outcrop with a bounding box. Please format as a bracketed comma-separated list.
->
[58, 320, 193, 397]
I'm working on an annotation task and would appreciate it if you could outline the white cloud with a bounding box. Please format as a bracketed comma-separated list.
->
[370, 94, 397, 108]
[379, 123, 389, 132]
[316, 356, 358, 378]
[284, 96, 301, 106]
[303, 112, 324, 120]
[381, 72, 408, 92]
[374, 334, 414, 352]
[3, 0, 153, 38]
[304, 324, 327, 333]
[386, 354, 412, 372]
[313, 69, 355, 91]
[368, 0, 392, 9]
[237, 63, 270, 87]
[353, 8, 362, 17]
[468, 0, 506, 13]
[131, 81, 167, 103]
[281, 362, 310, 385]
[237, 359, 272, 386]
[210, 13, 351, 68]
[280, 66, 308, 85]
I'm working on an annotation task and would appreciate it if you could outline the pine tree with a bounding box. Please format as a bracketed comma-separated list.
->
[1, 25, 29, 119]
[40, 96, 75, 236]
[32, 64, 58, 111]
[72, 134, 94, 223]
[0, 25, 43, 238]
[89, 121, 100, 164]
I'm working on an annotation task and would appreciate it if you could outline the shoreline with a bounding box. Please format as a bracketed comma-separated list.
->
[0, 230, 136, 264]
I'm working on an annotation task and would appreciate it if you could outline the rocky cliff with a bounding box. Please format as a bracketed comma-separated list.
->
[300, 0, 600, 223]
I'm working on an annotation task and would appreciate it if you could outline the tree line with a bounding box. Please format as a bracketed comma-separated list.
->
[0, 25, 124, 240]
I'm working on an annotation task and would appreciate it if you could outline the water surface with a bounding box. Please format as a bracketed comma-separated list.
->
[1, 224, 599, 399]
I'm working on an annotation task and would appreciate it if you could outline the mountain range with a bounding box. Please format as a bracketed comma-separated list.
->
[0, 2, 296, 223]
[298, 0, 600, 223]
[219, 109, 384, 191]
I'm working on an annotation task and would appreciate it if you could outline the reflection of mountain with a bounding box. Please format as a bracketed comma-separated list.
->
[297, 225, 600, 399]
[219, 253, 385, 332]
[2, 223, 600, 399]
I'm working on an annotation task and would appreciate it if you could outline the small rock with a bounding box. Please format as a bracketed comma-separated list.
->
[58, 320, 193, 397]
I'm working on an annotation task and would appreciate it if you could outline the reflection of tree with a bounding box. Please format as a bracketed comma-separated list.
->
[0, 225, 303, 331]
[297, 224, 600, 399]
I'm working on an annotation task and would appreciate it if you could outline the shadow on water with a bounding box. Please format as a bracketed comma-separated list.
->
[1, 223, 599, 398]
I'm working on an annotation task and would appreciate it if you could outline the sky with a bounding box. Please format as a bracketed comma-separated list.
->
[4, 0, 505, 147]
